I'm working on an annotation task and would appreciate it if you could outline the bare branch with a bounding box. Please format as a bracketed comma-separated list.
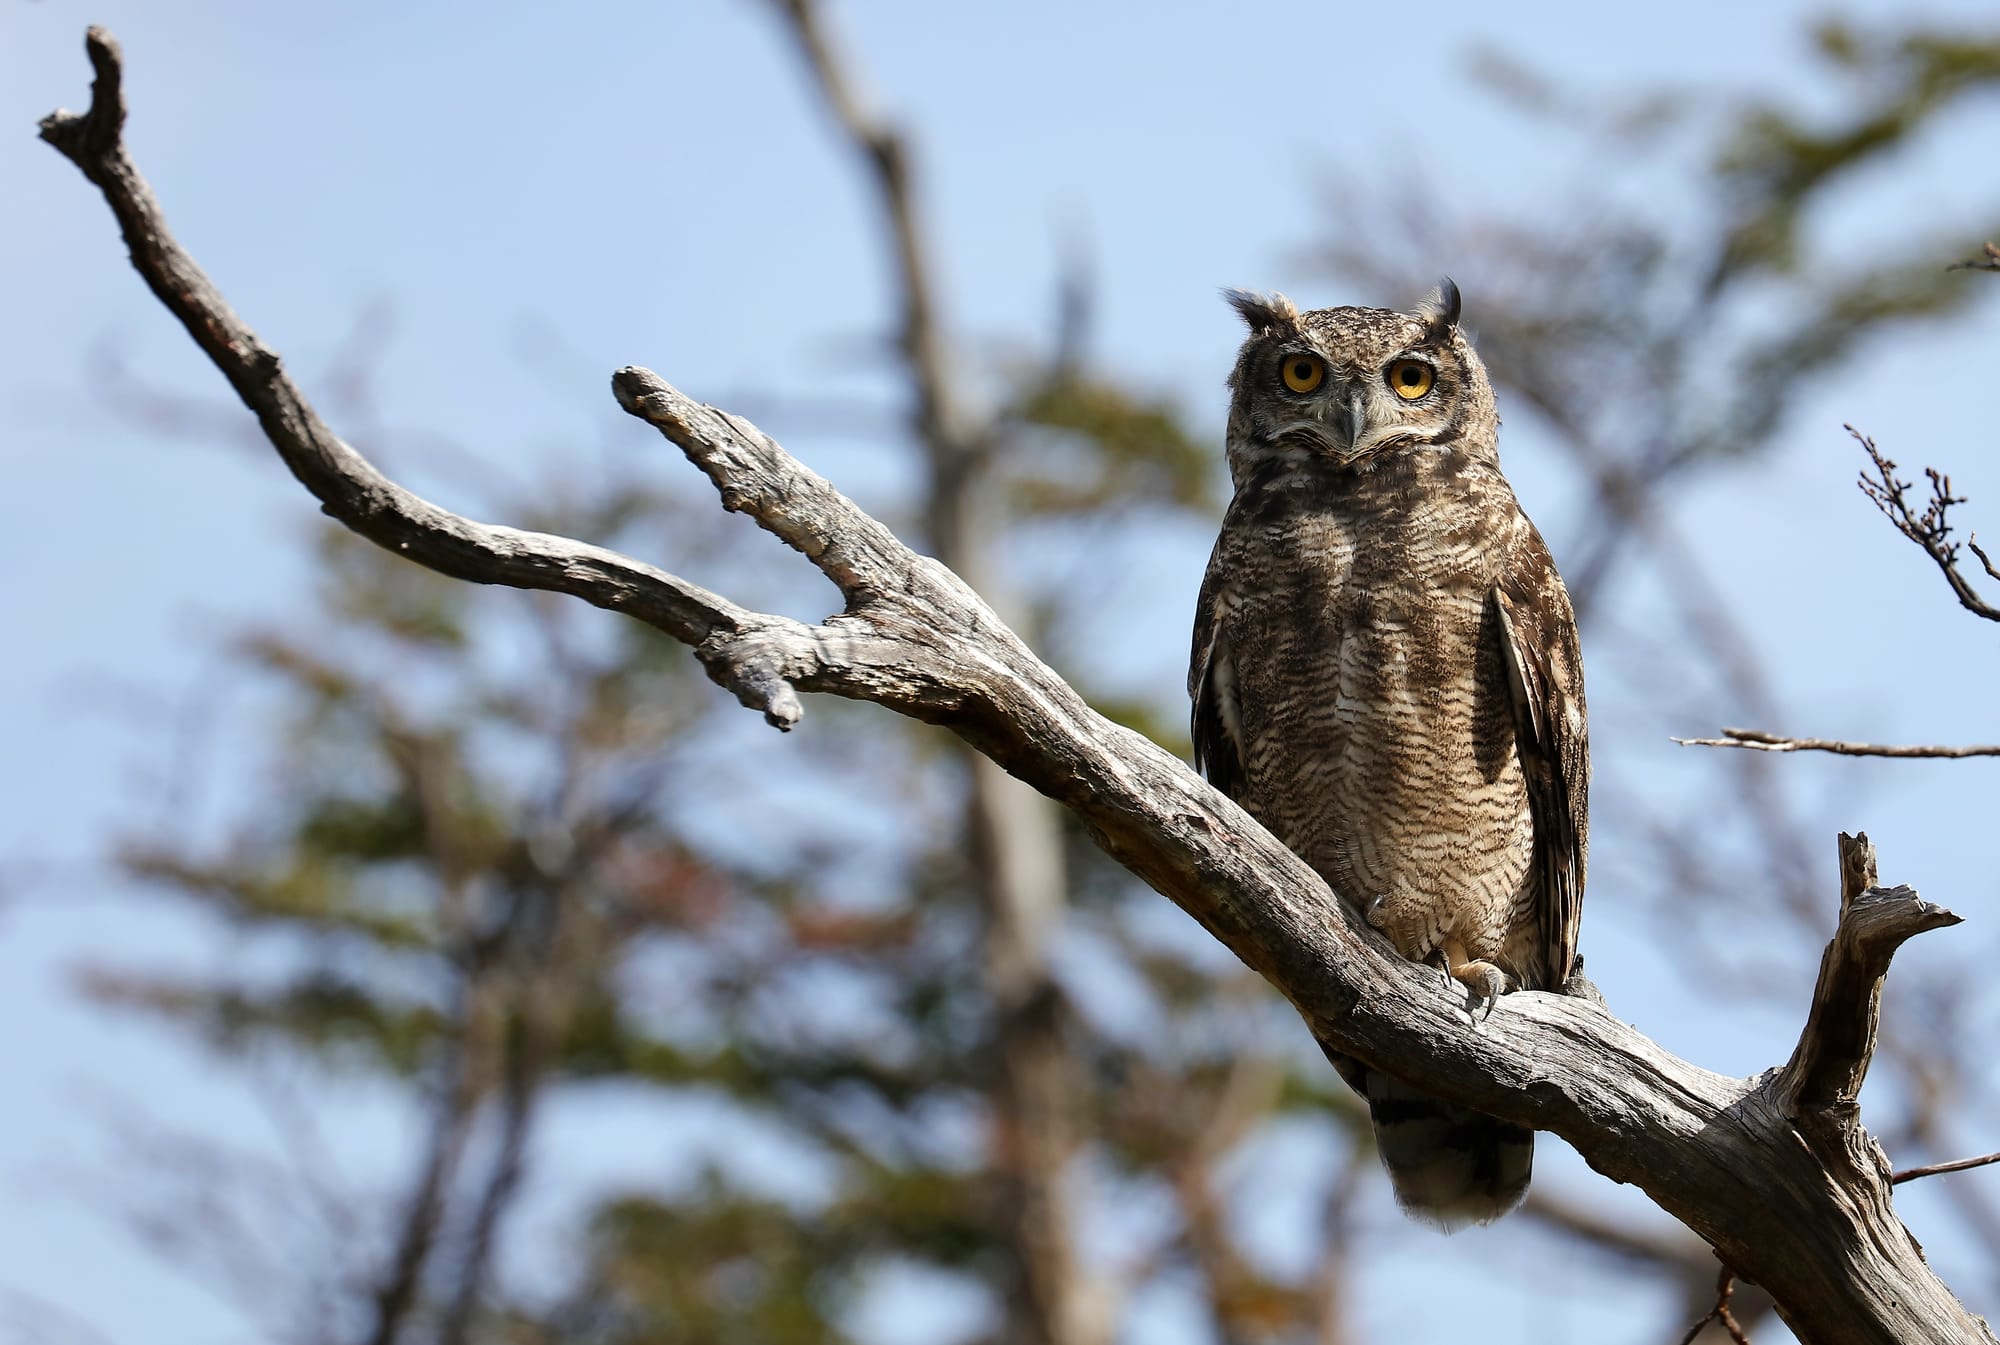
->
[1675, 729, 2000, 759]
[1945, 241, 2000, 273]
[1676, 1266, 1754, 1345]
[1852, 425, 2000, 623]
[41, 30, 1997, 1345]
[1895, 1152, 2000, 1186]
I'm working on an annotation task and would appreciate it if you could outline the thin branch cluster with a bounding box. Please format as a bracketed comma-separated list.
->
[1853, 424, 2000, 623]
[1680, 426, 2000, 762]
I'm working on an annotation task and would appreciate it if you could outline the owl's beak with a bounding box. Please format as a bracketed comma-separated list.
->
[1323, 389, 1368, 457]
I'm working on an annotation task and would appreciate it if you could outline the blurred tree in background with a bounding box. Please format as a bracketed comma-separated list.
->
[73, 10, 2000, 1345]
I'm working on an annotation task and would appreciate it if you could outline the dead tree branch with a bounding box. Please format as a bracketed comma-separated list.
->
[1946, 241, 2000, 273]
[1896, 1152, 2000, 1186]
[1675, 729, 2000, 759]
[1853, 425, 2000, 623]
[1777, 835, 1962, 1125]
[40, 28, 1993, 1345]
[1676, 1266, 1754, 1345]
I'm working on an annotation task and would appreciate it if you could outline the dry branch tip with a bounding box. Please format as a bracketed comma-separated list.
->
[1779, 837, 1961, 1124]
[1850, 424, 2000, 623]
[1893, 1150, 2000, 1186]
[1945, 240, 2000, 273]
[1674, 728, 2000, 760]
[37, 26, 125, 158]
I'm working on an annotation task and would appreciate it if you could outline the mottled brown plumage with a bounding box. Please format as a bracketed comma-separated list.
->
[1189, 282, 1588, 1228]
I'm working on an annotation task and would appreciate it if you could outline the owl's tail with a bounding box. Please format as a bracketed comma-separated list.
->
[1324, 1048, 1532, 1231]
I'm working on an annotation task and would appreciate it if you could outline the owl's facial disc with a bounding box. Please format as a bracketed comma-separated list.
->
[1271, 358, 1439, 465]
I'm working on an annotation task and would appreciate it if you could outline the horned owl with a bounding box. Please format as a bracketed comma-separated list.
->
[1188, 281, 1588, 1229]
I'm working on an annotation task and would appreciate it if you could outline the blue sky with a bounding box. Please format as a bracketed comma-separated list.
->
[6, 3, 2000, 1343]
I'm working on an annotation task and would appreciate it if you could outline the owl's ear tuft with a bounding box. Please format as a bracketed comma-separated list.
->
[1418, 276, 1461, 344]
[1222, 288, 1300, 334]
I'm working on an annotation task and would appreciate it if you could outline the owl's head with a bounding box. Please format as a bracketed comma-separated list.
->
[1220, 280, 1498, 489]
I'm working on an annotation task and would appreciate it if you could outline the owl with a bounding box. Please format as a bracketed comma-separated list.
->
[1188, 281, 1588, 1229]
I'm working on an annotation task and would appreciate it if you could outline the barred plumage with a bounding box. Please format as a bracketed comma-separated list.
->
[1190, 283, 1588, 1228]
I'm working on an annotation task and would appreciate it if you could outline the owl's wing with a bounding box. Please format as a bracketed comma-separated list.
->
[1491, 558, 1589, 989]
[1189, 546, 1247, 801]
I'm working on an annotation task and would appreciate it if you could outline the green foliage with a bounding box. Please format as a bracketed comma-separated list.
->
[557, 1181, 853, 1345]
[1717, 25, 2000, 280]
[1330, 20, 1999, 505]
[1002, 371, 1216, 517]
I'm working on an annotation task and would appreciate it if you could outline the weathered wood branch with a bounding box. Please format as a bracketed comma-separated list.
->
[1676, 728, 2000, 759]
[1897, 1152, 2000, 1186]
[40, 28, 1992, 1345]
[1779, 834, 1964, 1124]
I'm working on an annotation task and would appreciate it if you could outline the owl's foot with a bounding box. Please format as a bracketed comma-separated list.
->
[1441, 938, 1507, 1022]
[1366, 901, 1507, 1018]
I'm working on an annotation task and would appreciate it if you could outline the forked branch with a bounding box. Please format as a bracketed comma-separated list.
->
[1676, 1266, 1753, 1345]
[1778, 834, 1962, 1122]
[39, 29, 1990, 1345]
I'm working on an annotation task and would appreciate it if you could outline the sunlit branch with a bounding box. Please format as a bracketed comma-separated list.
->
[1853, 425, 2000, 624]
[1674, 729, 2000, 760]
[1894, 1151, 2000, 1186]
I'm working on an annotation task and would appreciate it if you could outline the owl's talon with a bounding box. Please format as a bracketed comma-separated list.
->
[1462, 966, 1505, 1021]
[1438, 938, 1507, 1023]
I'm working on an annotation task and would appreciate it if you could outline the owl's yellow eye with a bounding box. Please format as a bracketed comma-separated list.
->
[1386, 359, 1435, 400]
[1280, 353, 1325, 394]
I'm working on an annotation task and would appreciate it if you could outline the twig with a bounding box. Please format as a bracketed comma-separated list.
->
[1851, 425, 2000, 623]
[1894, 1151, 2000, 1185]
[1676, 1266, 1753, 1345]
[1675, 729, 2000, 759]
[1945, 241, 2000, 273]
